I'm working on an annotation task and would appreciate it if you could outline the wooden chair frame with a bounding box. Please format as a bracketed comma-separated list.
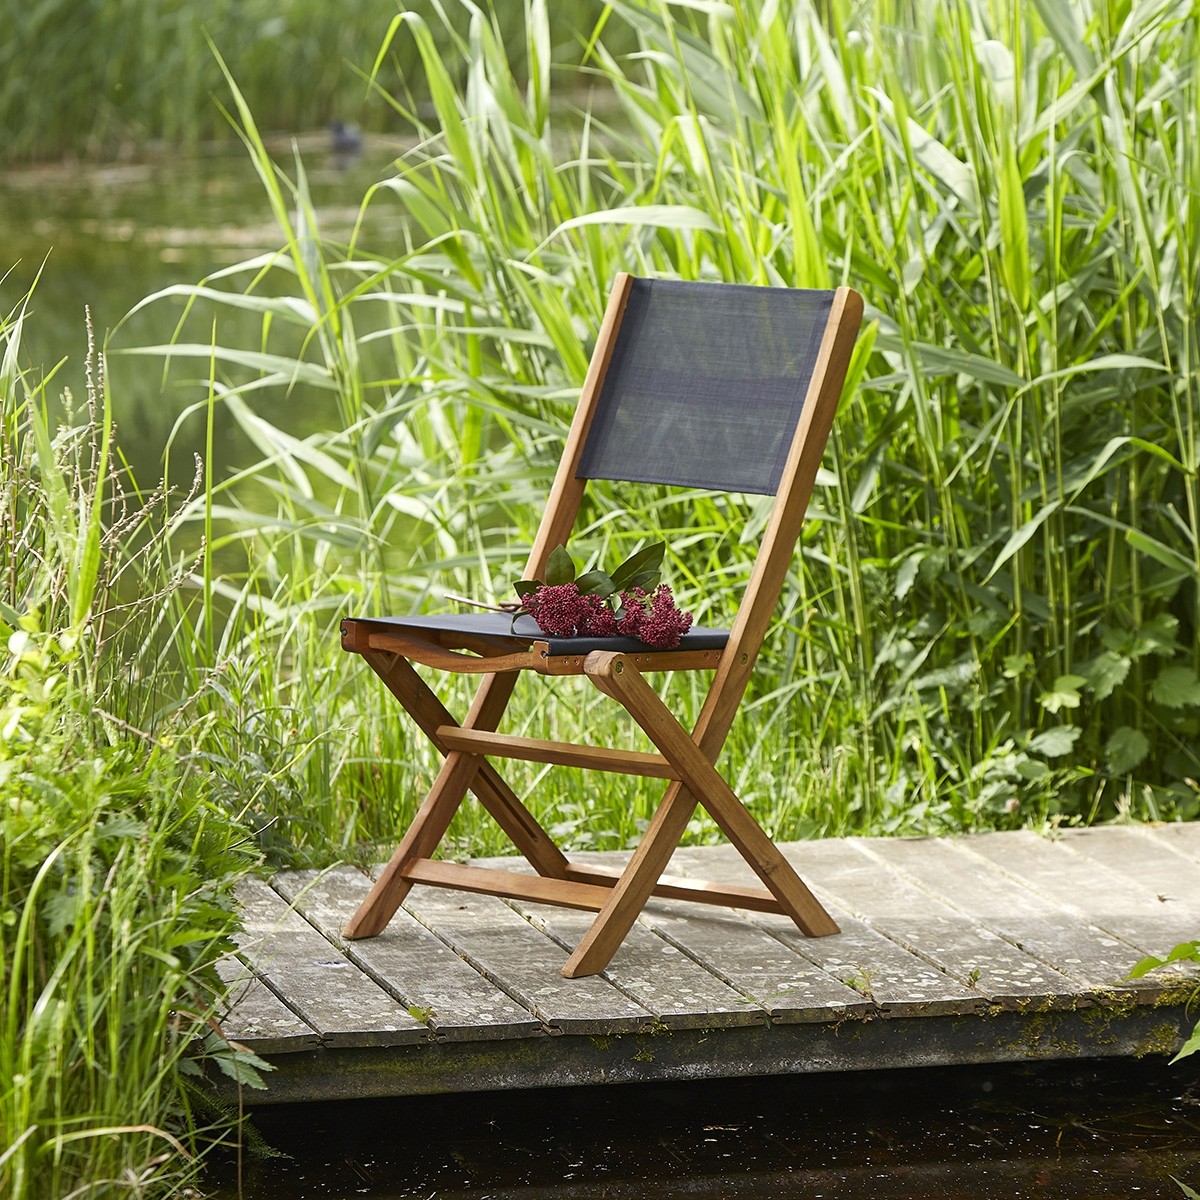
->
[341, 274, 864, 977]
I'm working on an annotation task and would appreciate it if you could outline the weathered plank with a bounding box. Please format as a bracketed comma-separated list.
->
[848, 835, 1155, 996]
[1144, 821, 1200, 863]
[398, 882, 654, 1034]
[226, 1002, 1196, 1105]
[670, 845, 982, 1017]
[810, 837, 1083, 1009]
[559, 852, 873, 1023]
[220, 828, 1200, 1103]
[962, 829, 1199, 960]
[236, 876, 429, 1048]
[474, 856, 771, 1030]
[1056, 826, 1200, 907]
[273, 866, 544, 1042]
[215, 955, 320, 1054]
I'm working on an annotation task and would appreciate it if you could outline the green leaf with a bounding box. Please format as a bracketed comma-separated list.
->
[997, 132, 1029, 308]
[1152, 666, 1200, 709]
[544, 545, 576, 587]
[1103, 615, 1181, 660]
[1003, 652, 1033, 679]
[1078, 651, 1130, 701]
[1029, 0, 1096, 78]
[547, 204, 722, 242]
[575, 569, 618, 598]
[1127, 951, 1167, 980]
[513, 580, 539, 600]
[1171, 1023, 1200, 1065]
[1165, 941, 1200, 964]
[1125, 528, 1200, 578]
[894, 554, 920, 601]
[1037, 674, 1087, 714]
[1028, 726, 1080, 758]
[1016, 759, 1051, 781]
[1105, 726, 1149, 775]
[986, 500, 1059, 582]
[610, 542, 666, 592]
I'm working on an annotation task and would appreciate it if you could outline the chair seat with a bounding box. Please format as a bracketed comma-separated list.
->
[354, 610, 731, 657]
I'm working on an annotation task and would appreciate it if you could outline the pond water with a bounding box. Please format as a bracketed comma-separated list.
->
[0, 134, 398, 486]
[209, 1060, 1200, 1199]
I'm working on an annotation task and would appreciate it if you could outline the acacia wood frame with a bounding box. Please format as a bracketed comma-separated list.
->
[340, 274, 864, 978]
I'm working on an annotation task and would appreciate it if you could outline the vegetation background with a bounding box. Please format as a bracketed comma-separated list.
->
[2, 0, 1198, 1196]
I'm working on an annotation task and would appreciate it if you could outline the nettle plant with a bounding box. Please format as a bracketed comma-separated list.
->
[513, 542, 695, 649]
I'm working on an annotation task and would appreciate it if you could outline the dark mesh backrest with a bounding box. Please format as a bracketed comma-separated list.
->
[575, 278, 835, 495]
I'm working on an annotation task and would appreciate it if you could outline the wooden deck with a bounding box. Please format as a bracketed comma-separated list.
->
[219, 825, 1200, 1104]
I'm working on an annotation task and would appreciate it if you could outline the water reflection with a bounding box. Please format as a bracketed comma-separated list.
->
[0, 139, 398, 487]
[212, 1060, 1200, 1199]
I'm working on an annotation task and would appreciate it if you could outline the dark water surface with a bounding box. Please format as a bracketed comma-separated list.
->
[211, 1059, 1200, 1199]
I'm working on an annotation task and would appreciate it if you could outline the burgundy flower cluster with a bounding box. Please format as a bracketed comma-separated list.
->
[521, 582, 693, 649]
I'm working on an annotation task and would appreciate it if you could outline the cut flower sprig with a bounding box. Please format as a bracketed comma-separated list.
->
[511, 542, 695, 649]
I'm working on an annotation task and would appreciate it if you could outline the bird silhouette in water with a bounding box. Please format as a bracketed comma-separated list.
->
[329, 121, 363, 169]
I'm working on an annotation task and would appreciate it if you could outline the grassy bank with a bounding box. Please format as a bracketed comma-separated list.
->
[0, 298, 261, 1200]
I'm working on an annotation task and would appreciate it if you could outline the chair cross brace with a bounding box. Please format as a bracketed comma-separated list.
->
[343, 644, 836, 976]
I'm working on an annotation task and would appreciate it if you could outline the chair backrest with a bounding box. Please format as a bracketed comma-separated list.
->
[576, 277, 836, 496]
[526, 273, 862, 753]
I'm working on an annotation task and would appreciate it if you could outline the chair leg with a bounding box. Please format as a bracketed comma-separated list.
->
[344, 666, 558, 939]
[343, 746, 490, 938]
[561, 777, 701, 977]
[585, 651, 838, 934]
[363, 652, 571, 879]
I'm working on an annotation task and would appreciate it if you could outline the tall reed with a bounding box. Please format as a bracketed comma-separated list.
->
[0, 0, 624, 162]
[120, 0, 1200, 859]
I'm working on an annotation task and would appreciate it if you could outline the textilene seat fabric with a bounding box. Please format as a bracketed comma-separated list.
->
[576, 278, 834, 495]
[359, 611, 730, 657]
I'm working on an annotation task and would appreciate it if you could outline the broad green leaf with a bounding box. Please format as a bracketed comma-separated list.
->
[1105, 726, 1150, 775]
[1171, 1024, 1200, 1065]
[1016, 759, 1051, 781]
[1038, 674, 1087, 714]
[868, 87, 977, 207]
[1078, 651, 1130, 701]
[117, 343, 336, 389]
[1003, 653, 1033, 679]
[894, 554, 919, 601]
[576, 569, 618, 598]
[1030, 0, 1096, 78]
[610, 542, 666, 592]
[998, 132, 1029, 309]
[546, 205, 721, 243]
[545, 545, 576, 587]
[513, 580, 539, 600]
[1151, 666, 1200, 709]
[1028, 726, 1080, 758]
[879, 335, 1024, 387]
[1127, 951, 1167, 979]
[1165, 941, 1200, 964]
[1103, 615, 1181, 660]
[1125, 528, 1199, 578]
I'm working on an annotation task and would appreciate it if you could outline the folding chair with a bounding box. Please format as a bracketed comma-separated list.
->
[340, 274, 863, 977]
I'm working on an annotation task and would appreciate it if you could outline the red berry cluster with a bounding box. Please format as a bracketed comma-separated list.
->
[616, 584, 694, 648]
[521, 582, 693, 649]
